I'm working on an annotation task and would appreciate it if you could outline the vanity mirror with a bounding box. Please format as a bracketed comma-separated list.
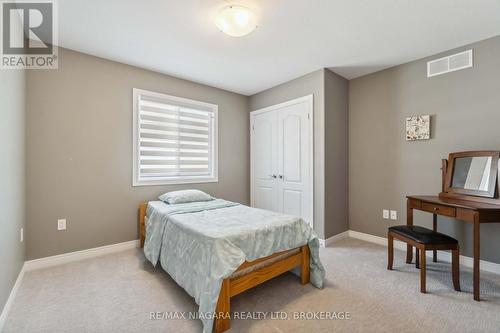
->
[440, 151, 500, 204]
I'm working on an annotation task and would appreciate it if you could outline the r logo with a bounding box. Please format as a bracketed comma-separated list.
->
[2, 2, 53, 54]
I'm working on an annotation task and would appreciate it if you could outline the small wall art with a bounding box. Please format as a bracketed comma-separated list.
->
[406, 115, 430, 141]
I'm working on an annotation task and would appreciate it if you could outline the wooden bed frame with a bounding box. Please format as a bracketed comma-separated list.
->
[139, 203, 310, 333]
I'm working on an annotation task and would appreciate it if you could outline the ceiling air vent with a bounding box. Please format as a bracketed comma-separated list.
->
[427, 49, 473, 78]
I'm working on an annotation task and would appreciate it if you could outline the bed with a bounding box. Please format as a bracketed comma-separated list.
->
[139, 198, 325, 333]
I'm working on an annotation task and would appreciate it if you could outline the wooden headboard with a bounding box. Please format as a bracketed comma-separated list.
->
[139, 203, 148, 248]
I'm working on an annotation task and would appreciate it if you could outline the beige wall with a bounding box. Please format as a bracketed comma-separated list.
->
[249, 69, 349, 239]
[349, 36, 500, 263]
[26, 48, 249, 259]
[324, 70, 349, 237]
[0, 69, 25, 313]
[24, 36, 500, 264]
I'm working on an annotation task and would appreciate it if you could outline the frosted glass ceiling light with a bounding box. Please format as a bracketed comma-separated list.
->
[215, 5, 257, 37]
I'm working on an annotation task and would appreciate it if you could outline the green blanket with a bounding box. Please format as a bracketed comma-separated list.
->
[144, 199, 325, 333]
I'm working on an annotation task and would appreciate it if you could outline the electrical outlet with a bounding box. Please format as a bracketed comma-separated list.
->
[383, 209, 390, 219]
[57, 219, 67, 231]
[390, 210, 398, 220]
[20, 228, 23, 242]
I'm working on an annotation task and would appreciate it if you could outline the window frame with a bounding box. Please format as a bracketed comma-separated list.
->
[132, 88, 218, 186]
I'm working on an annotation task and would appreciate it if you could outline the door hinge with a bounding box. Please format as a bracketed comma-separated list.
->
[252, 124, 254, 130]
[307, 113, 310, 120]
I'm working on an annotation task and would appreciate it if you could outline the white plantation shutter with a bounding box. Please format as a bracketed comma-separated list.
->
[133, 89, 218, 185]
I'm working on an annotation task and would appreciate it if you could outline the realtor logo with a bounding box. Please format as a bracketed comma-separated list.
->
[1, 0, 58, 69]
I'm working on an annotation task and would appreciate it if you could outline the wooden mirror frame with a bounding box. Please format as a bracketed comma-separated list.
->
[440, 151, 500, 205]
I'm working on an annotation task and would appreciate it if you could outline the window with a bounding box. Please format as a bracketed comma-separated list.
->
[133, 89, 218, 186]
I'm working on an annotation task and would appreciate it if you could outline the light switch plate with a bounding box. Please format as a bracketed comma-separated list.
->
[57, 219, 67, 231]
[390, 210, 398, 220]
[383, 209, 390, 219]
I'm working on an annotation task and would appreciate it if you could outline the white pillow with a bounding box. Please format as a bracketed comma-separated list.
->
[158, 189, 213, 204]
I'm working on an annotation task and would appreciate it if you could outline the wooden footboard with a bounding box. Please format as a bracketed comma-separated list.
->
[215, 245, 310, 332]
[138, 203, 311, 333]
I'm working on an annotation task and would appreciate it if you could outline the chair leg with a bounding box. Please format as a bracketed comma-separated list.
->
[452, 246, 461, 292]
[432, 214, 438, 262]
[420, 247, 426, 293]
[387, 233, 394, 270]
[415, 247, 420, 269]
[406, 245, 413, 264]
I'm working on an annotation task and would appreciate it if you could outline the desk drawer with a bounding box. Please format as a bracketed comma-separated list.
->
[421, 202, 456, 217]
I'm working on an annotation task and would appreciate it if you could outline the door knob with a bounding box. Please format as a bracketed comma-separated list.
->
[270, 174, 277, 179]
[279, 175, 283, 179]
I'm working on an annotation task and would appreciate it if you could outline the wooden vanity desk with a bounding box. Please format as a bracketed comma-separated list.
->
[407, 151, 500, 301]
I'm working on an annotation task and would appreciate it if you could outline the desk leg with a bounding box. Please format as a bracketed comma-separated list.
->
[432, 214, 437, 262]
[473, 215, 480, 301]
[406, 201, 413, 264]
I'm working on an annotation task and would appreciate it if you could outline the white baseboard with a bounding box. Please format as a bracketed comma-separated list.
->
[0, 263, 25, 332]
[318, 230, 349, 248]
[24, 239, 140, 271]
[348, 230, 408, 251]
[347, 230, 500, 275]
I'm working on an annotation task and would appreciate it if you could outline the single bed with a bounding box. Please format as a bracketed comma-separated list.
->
[139, 199, 324, 333]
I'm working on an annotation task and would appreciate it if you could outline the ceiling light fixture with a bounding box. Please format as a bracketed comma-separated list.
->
[215, 5, 257, 37]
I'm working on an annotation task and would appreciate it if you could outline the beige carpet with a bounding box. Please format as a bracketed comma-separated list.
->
[4, 238, 500, 333]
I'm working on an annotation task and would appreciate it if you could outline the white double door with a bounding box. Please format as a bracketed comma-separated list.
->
[250, 96, 313, 226]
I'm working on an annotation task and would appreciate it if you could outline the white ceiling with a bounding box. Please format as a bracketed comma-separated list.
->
[58, 0, 500, 95]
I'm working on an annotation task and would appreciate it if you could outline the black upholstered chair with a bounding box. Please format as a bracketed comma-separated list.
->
[387, 225, 460, 293]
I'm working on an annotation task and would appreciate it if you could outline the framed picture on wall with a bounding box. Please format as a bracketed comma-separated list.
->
[406, 115, 430, 141]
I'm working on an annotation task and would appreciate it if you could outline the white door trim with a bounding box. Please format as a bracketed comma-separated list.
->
[250, 95, 314, 116]
[250, 94, 314, 228]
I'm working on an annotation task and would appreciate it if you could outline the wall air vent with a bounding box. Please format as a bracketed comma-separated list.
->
[427, 49, 473, 78]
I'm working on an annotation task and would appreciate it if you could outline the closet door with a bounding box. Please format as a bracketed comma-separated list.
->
[277, 101, 312, 225]
[250, 110, 278, 211]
